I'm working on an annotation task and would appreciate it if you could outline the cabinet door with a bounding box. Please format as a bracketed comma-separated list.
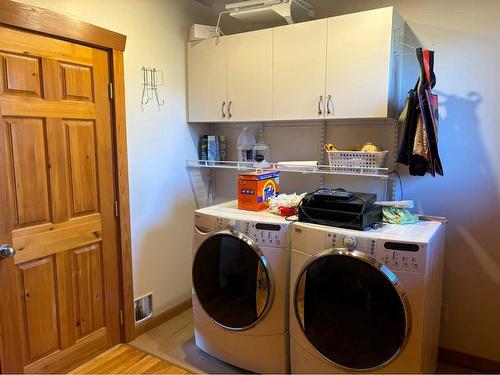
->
[273, 19, 327, 121]
[226, 29, 273, 122]
[188, 37, 227, 122]
[326, 7, 394, 118]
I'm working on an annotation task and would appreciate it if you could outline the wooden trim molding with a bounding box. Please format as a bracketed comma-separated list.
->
[439, 347, 500, 373]
[111, 50, 135, 343]
[0, 0, 126, 50]
[135, 299, 193, 338]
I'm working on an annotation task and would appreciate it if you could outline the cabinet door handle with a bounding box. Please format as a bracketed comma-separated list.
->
[228, 101, 232, 118]
[221, 101, 226, 118]
[318, 95, 323, 116]
[327, 95, 333, 115]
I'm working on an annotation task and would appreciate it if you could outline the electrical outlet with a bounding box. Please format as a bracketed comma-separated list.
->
[134, 292, 153, 324]
[441, 303, 449, 322]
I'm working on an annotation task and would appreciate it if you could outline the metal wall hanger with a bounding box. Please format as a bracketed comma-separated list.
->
[141, 66, 165, 111]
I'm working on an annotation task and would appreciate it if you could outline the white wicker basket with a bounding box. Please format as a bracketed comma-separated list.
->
[327, 150, 389, 174]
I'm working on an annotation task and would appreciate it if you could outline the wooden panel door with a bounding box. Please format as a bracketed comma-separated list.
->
[187, 37, 228, 122]
[325, 7, 394, 118]
[226, 29, 273, 122]
[273, 19, 328, 121]
[0, 26, 121, 373]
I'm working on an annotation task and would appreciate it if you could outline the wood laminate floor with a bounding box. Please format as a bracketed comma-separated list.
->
[131, 309, 245, 374]
[130, 308, 481, 374]
[70, 344, 188, 374]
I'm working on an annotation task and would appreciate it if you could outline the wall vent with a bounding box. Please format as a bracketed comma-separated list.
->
[134, 293, 153, 324]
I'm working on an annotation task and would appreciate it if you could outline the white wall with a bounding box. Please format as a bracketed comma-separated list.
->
[213, 0, 500, 362]
[15, 0, 213, 313]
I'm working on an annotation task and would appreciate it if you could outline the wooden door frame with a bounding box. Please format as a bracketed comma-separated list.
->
[0, 0, 135, 345]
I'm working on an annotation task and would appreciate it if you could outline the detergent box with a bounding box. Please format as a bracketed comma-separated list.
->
[238, 170, 280, 211]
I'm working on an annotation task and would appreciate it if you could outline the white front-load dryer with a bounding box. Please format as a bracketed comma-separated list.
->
[192, 201, 292, 373]
[290, 221, 446, 374]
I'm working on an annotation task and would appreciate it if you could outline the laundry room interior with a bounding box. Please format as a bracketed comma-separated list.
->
[0, 0, 498, 374]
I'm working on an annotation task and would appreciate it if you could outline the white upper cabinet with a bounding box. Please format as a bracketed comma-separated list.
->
[187, 7, 403, 122]
[226, 29, 273, 122]
[325, 7, 398, 119]
[188, 37, 227, 122]
[273, 19, 328, 121]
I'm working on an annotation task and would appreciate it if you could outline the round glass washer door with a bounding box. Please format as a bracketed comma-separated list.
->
[294, 249, 411, 371]
[192, 230, 274, 330]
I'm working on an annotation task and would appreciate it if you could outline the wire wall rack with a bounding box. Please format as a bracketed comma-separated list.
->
[186, 160, 391, 179]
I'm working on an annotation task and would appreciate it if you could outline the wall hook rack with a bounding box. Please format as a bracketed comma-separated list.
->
[141, 66, 165, 111]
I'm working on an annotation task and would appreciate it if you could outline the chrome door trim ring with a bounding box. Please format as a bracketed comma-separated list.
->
[293, 247, 412, 372]
[193, 229, 275, 332]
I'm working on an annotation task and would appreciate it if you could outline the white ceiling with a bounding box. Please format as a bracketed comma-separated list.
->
[195, 0, 396, 34]
[210, 0, 394, 17]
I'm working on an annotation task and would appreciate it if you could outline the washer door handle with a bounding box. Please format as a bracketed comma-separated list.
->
[194, 224, 211, 235]
[256, 261, 269, 317]
[295, 270, 306, 328]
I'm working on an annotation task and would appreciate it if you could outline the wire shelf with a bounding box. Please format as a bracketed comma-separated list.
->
[185, 160, 390, 179]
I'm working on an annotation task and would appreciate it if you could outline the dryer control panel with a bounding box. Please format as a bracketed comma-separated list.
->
[214, 217, 289, 249]
[326, 231, 427, 273]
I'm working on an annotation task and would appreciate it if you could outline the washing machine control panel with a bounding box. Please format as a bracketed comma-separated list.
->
[380, 242, 426, 272]
[250, 222, 289, 248]
[327, 232, 376, 257]
[326, 231, 427, 272]
[214, 217, 289, 248]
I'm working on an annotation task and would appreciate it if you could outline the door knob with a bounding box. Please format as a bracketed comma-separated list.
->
[0, 244, 15, 258]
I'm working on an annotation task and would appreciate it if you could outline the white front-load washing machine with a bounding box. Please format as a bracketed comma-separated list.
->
[192, 201, 292, 373]
[290, 221, 446, 373]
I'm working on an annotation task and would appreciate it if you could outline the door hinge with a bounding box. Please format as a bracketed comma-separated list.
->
[114, 200, 119, 217]
[108, 82, 114, 100]
[119, 309, 124, 326]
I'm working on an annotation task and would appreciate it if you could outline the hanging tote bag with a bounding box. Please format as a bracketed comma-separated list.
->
[397, 81, 419, 167]
[397, 48, 443, 176]
[416, 49, 443, 176]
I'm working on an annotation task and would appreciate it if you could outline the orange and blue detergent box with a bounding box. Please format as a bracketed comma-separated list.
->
[238, 170, 280, 211]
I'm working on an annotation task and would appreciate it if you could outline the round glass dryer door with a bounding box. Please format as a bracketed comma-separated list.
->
[295, 249, 411, 370]
[193, 231, 273, 330]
